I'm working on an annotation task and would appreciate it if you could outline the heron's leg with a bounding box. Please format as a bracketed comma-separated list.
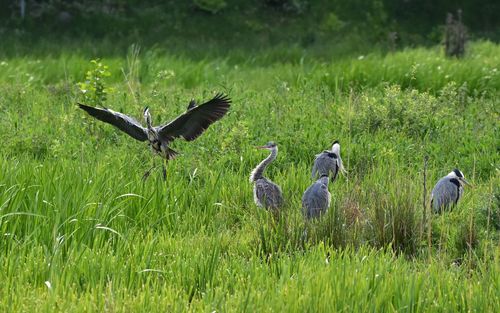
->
[142, 158, 157, 181]
[142, 167, 154, 181]
[301, 220, 309, 243]
[162, 158, 168, 181]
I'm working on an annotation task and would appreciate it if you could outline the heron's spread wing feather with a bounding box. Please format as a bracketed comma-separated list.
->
[157, 93, 231, 142]
[78, 103, 148, 142]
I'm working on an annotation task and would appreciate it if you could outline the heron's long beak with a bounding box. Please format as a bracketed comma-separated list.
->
[256, 146, 268, 149]
[460, 177, 472, 187]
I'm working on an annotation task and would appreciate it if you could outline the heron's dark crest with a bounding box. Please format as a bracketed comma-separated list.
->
[453, 168, 463, 178]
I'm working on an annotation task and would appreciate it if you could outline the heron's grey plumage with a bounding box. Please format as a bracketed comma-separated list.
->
[156, 93, 230, 143]
[78, 104, 148, 141]
[312, 151, 339, 182]
[302, 175, 331, 219]
[254, 177, 283, 210]
[312, 141, 346, 182]
[250, 142, 283, 210]
[79, 93, 231, 160]
[431, 169, 468, 214]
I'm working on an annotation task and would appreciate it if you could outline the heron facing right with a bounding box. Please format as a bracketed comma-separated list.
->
[431, 168, 471, 214]
[312, 140, 347, 183]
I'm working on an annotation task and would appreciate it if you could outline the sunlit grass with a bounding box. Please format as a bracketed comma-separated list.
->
[0, 40, 498, 311]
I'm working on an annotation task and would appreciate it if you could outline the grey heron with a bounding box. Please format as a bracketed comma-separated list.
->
[78, 93, 231, 178]
[311, 140, 347, 182]
[302, 172, 332, 220]
[302, 152, 340, 220]
[249, 141, 283, 210]
[431, 169, 471, 214]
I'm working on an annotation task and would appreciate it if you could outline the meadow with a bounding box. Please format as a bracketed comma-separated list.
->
[0, 39, 499, 311]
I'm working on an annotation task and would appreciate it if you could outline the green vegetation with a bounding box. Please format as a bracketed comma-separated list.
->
[0, 38, 498, 311]
[0, 0, 499, 308]
[3, 0, 500, 60]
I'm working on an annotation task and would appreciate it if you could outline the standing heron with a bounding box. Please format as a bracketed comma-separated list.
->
[249, 141, 283, 211]
[78, 93, 231, 178]
[431, 169, 471, 214]
[302, 172, 332, 220]
[312, 140, 347, 182]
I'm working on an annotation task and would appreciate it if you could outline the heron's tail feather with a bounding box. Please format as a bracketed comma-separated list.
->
[165, 147, 179, 160]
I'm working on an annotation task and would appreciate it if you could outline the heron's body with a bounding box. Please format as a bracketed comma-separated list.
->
[312, 141, 346, 182]
[250, 143, 283, 211]
[79, 93, 231, 161]
[431, 169, 469, 214]
[253, 177, 283, 209]
[302, 175, 331, 219]
[312, 151, 339, 182]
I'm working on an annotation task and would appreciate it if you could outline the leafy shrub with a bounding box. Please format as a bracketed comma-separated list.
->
[321, 12, 345, 33]
[193, 0, 227, 14]
[351, 85, 452, 139]
[77, 59, 114, 106]
[263, 0, 309, 14]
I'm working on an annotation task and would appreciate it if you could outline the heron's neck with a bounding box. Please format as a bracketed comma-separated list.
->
[250, 147, 277, 182]
[331, 144, 344, 172]
[331, 144, 340, 155]
[145, 119, 153, 131]
[319, 175, 329, 185]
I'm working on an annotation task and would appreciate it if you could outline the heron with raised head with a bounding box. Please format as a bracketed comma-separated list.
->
[302, 172, 332, 220]
[431, 169, 471, 214]
[78, 93, 231, 178]
[249, 141, 283, 211]
[312, 140, 347, 182]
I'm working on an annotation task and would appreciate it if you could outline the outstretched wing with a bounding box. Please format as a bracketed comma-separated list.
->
[157, 93, 231, 142]
[78, 103, 148, 142]
[187, 99, 197, 110]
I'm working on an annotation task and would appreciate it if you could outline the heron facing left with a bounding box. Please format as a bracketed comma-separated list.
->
[249, 141, 284, 211]
[79, 93, 231, 178]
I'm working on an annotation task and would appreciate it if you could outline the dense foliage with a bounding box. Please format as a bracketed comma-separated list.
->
[2, 0, 499, 55]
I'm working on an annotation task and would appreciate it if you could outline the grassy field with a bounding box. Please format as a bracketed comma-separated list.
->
[0, 39, 499, 312]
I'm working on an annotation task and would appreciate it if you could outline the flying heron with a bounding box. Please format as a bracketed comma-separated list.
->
[79, 93, 231, 178]
[311, 140, 347, 182]
[431, 169, 471, 214]
[249, 141, 283, 211]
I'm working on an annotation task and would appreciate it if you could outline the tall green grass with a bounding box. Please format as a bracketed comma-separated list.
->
[0, 40, 498, 311]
